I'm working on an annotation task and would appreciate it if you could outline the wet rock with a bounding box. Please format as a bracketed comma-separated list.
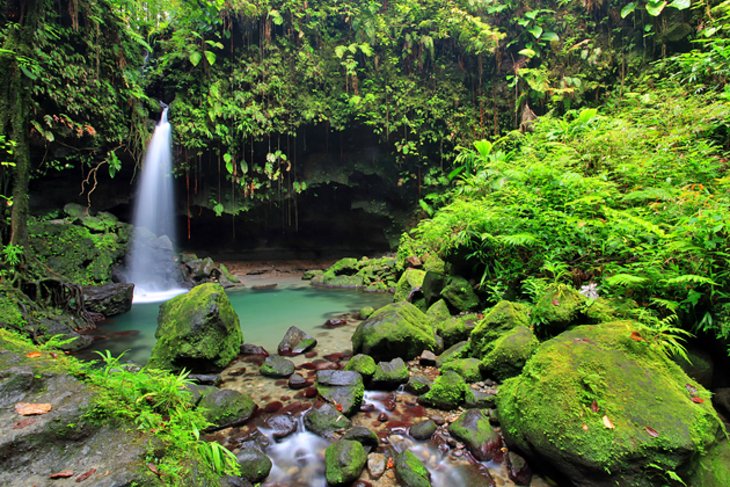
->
[264, 414, 297, 440]
[288, 373, 309, 389]
[448, 409, 502, 462]
[359, 306, 375, 320]
[342, 426, 379, 450]
[81, 283, 134, 317]
[344, 354, 377, 381]
[464, 388, 496, 409]
[441, 357, 482, 383]
[185, 383, 216, 405]
[419, 371, 466, 410]
[377, 412, 389, 422]
[430, 415, 446, 426]
[236, 447, 272, 483]
[367, 452, 386, 479]
[441, 275, 479, 312]
[507, 451, 532, 486]
[394, 450, 432, 487]
[394, 269, 427, 307]
[278, 326, 317, 356]
[303, 403, 352, 438]
[199, 389, 256, 429]
[436, 313, 478, 349]
[480, 326, 539, 380]
[409, 420, 437, 441]
[469, 301, 530, 358]
[150, 283, 242, 372]
[371, 358, 409, 390]
[189, 373, 222, 386]
[240, 344, 269, 356]
[325, 439, 367, 486]
[260, 356, 295, 378]
[436, 341, 469, 367]
[351, 302, 437, 361]
[316, 370, 364, 416]
[220, 476, 253, 487]
[405, 375, 432, 396]
[419, 350, 437, 366]
[688, 439, 730, 486]
[324, 318, 348, 329]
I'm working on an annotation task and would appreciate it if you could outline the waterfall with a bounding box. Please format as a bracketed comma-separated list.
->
[125, 106, 186, 302]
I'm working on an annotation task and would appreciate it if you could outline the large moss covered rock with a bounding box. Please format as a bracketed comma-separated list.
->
[394, 450, 431, 487]
[469, 301, 530, 356]
[531, 284, 586, 335]
[393, 268, 426, 302]
[480, 326, 538, 381]
[441, 357, 482, 383]
[497, 321, 723, 486]
[199, 389, 256, 429]
[441, 276, 479, 311]
[419, 370, 467, 409]
[690, 440, 730, 487]
[149, 283, 243, 371]
[437, 313, 478, 349]
[351, 302, 436, 361]
[324, 439, 367, 486]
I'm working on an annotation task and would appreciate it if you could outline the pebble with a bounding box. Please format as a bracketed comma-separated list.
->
[288, 373, 309, 389]
[430, 415, 446, 425]
[367, 453, 386, 479]
[377, 413, 388, 422]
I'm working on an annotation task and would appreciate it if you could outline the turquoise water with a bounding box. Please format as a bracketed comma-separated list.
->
[85, 286, 390, 364]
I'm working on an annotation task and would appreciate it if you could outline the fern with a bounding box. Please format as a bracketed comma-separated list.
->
[663, 274, 717, 286]
[604, 273, 649, 287]
[497, 233, 538, 247]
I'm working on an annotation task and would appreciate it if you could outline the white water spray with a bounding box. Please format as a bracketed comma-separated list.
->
[125, 107, 186, 302]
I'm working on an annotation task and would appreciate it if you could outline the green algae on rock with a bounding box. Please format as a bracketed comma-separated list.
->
[393, 268, 426, 303]
[149, 283, 243, 371]
[198, 388, 256, 429]
[419, 370, 467, 410]
[324, 439, 367, 486]
[394, 450, 432, 487]
[440, 357, 482, 383]
[449, 409, 502, 461]
[531, 284, 586, 335]
[479, 325, 539, 381]
[351, 301, 436, 361]
[689, 439, 730, 487]
[497, 321, 723, 486]
[441, 275, 479, 311]
[469, 301, 531, 356]
[344, 353, 377, 380]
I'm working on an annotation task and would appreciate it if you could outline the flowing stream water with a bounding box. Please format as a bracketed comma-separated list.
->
[124, 106, 186, 302]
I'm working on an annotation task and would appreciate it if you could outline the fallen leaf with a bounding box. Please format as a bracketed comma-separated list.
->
[685, 383, 698, 396]
[645, 426, 659, 437]
[551, 299, 560, 306]
[602, 415, 615, 429]
[691, 397, 705, 404]
[591, 400, 599, 413]
[335, 403, 343, 412]
[50, 352, 58, 359]
[582, 423, 589, 431]
[13, 417, 37, 429]
[630, 331, 645, 342]
[15, 402, 52, 416]
[26, 351, 42, 358]
[147, 463, 161, 477]
[386, 457, 394, 469]
[49, 470, 74, 479]
[75, 468, 96, 482]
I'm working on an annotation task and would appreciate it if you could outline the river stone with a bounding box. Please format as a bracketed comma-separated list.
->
[419, 370, 466, 410]
[371, 358, 409, 389]
[265, 414, 298, 439]
[325, 439, 367, 486]
[436, 341, 469, 367]
[240, 343, 269, 356]
[465, 388, 496, 409]
[409, 419, 438, 440]
[303, 403, 352, 438]
[149, 283, 242, 371]
[437, 313, 478, 348]
[367, 452, 387, 479]
[189, 373, 222, 386]
[199, 388, 256, 429]
[405, 375, 432, 395]
[260, 355, 295, 378]
[469, 301, 530, 358]
[236, 447, 272, 483]
[531, 284, 586, 335]
[278, 326, 317, 356]
[479, 325, 539, 381]
[344, 354, 377, 380]
[441, 275, 479, 311]
[449, 409, 502, 461]
[393, 268, 426, 303]
[316, 370, 364, 416]
[351, 302, 437, 361]
[81, 282, 134, 317]
[507, 451, 533, 486]
[498, 321, 723, 486]
[441, 357, 482, 383]
[288, 373, 309, 389]
[185, 383, 216, 405]
[341, 426, 379, 450]
[394, 450, 432, 487]
[421, 271, 445, 305]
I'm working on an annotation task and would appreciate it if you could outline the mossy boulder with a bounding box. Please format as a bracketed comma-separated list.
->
[448, 409, 502, 461]
[198, 389, 256, 429]
[324, 439, 367, 486]
[236, 447, 272, 483]
[406, 375, 432, 395]
[441, 357, 482, 383]
[371, 358, 409, 389]
[277, 326, 317, 356]
[394, 268, 426, 302]
[419, 370, 467, 410]
[497, 321, 723, 486]
[469, 301, 530, 356]
[690, 440, 730, 487]
[410, 419, 438, 440]
[150, 284, 243, 371]
[344, 354, 377, 380]
[359, 306, 375, 319]
[341, 426, 379, 450]
[531, 284, 586, 335]
[260, 355, 295, 378]
[441, 276, 479, 311]
[303, 403, 352, 438]
[426, 299, 451, 323]
[436, 341, 469, 367]
[479, 326, 539, 381]
[674, 347, 714, 389]
[316, 370, 364, 416]
[394, 450, 431, 487]
[351, 302, 436, 361]
[437, 313, 478, 349]
[421, 271, 445, 305]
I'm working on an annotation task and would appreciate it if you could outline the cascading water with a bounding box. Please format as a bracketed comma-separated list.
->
[125, 106, 186, 302]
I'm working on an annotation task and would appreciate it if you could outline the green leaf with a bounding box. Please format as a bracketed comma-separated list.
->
[541, 31, 559, 42]
[621, 2, 637, 18]
[528, 26, 544, 39]
[269, 9, 284, 26]
[668, 0, 690, 9]
[519, 48, 537, 58]
[646, 0, 667, 16]
[334, 45, 347, 59]
[189, 51, 202, 67]
[19, 65, 37, 80]
[204, 50, 216, 66]
[473, 139, 493, 158]
[604, 274, 649, 287]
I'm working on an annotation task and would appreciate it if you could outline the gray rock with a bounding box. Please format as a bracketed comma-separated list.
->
[371, 358, 409, 390]
[367, 452, 386, 479]
[288, 373, 309, 389]
[507, 451, 532, 486]
[236, 447, 272, 482]
[82, 283, 134, 317]
[409, 420, 437, 440]
[278, 326, 317, 356]
[260, 356, 295, 378]
[341, 426, 379, 450]
[303, 403, 352, 439]
[199, 389, 256, 429]
[405, 375, 432, 395]
[316, 370, 364, 416]
[265, 414, 298, 440]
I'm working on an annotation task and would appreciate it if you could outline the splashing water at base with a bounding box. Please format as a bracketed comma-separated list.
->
[124, 107, 186, 301]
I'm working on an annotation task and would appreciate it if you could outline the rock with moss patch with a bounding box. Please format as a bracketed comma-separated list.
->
[436, 341, 469, 368]
[394, 268, 426, 302]
[371, 358, 409, 389]
[277, 326, 317, 356]
[426, 299, 451, 323]
[421, 271, 445, 305]
[497, 321, 723, 486]
[303, 403, 352, 438]
[325, 439, 367, 486]
[409, 419, 438, 440]
[359, 306, 375, 319]
[441, 357, 482, 383]
[448, 409, 502, 461]
[351, 302, 436, 361]
[406, 375, 432, 395]
[419, 370, 467, 409]
[690, 440, 730, 487]
[469, 301, 530, 357]
[150, 284, 242, 371]
[438, 313, 478, 349]
[81, 283, 134, 317]
[344, 354, 377, 381]
[531, 284, 586, 335]
[199, 388, 256, 429]
[394, 450, 431, 487]
[316, 370, 364, 416]
[480, 326, 538, 381]
[441, 276, 479, 311]
[341, 426, 379, 450]
[260, 356, 295, 378]
[236, 447, 272, 483]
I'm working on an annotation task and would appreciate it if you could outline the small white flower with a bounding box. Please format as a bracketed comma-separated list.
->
[579, 282, 599, 299]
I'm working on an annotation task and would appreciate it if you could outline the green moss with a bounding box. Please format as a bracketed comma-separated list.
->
[531, 284, 586, 334]
[441, 357, 482, 383]
[325, 439, 367, 486]
[198, 389, 256, 428]
[344, 354, 377, 379]
[0, 285, 27, 330]
[469, 301, 530, 356]
[359, 306, 375, 319]
[497, 321, 723, 485]
[436, 341, 469, 367]
[437, 313, 478, 348]
[394, 268, 426, 302]
[690, 440, 730, 487]
[479, 326, 538, 381]
[448, 409, 496, 456]
[441, 275, 479, 311]
[426, 299, 451, 323]
[394, 450, 431, 487]
[419, 370, 467, 409]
